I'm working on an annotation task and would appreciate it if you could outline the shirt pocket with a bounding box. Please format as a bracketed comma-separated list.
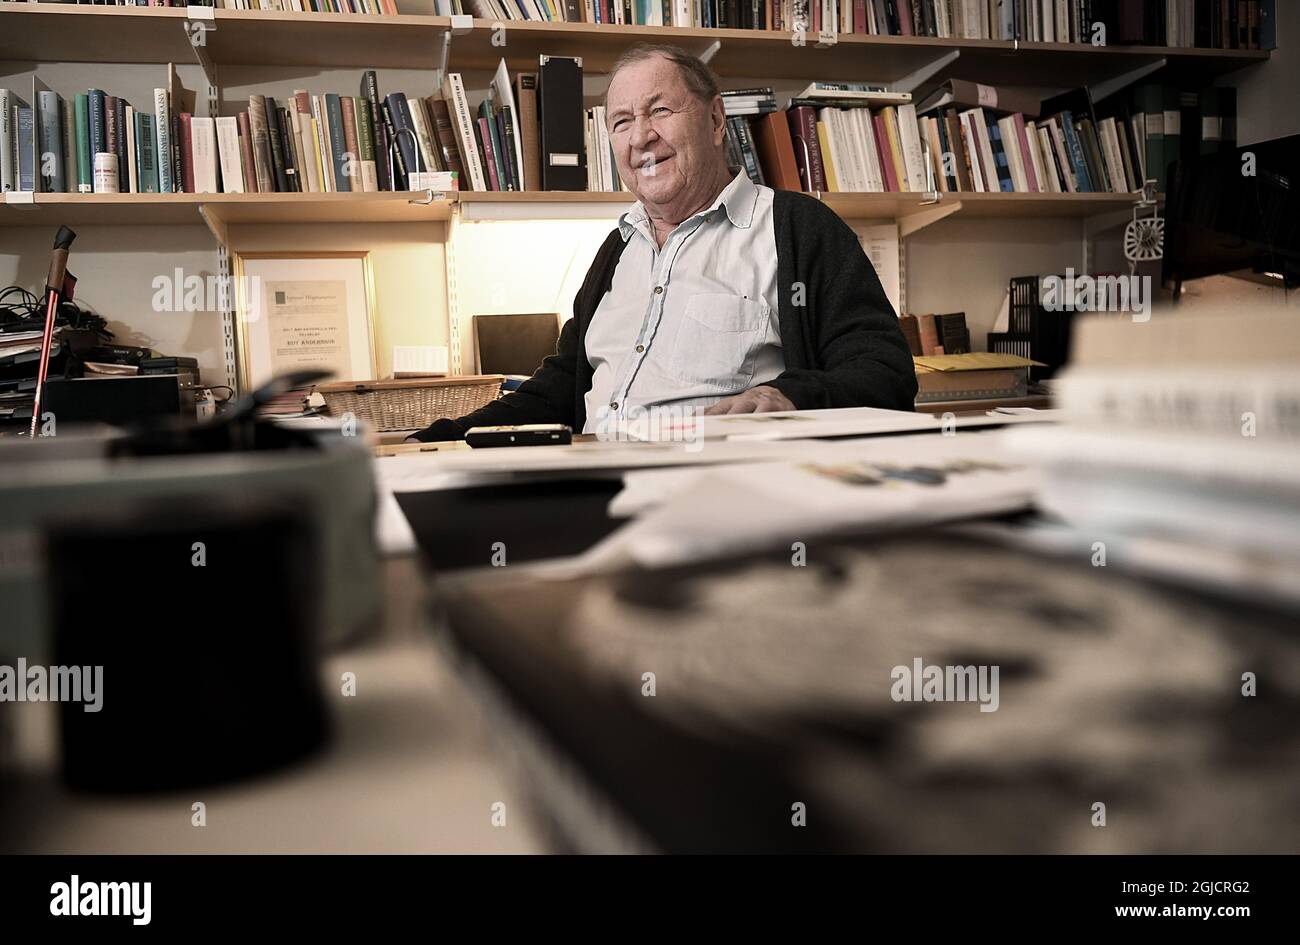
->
[667, 293, 769, 392]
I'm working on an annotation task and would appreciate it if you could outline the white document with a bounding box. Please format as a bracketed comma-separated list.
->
[573, 431, 1038, 572]
[855, 223, 902, 315]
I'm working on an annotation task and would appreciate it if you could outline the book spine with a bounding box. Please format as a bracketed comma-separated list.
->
[445, 74, 486, 191]
[265, 97, 290, 192]
[87, 89, 106, 166]
[355, 97, 379, 192]
[291, 92, 319, 193]
[178, 112, 195, 192]
[61, 95, 77, 193]
[511, 74, 540, 191]
[16, 104, 35, 192]
[152, 89, 172, 193]
[499, 104, 521, 191]
[237, 111, 258, 193]
[36, 91, 65, 193]
[248, 95, 275, 193]
[1059, 110, 1093, 191]
[324, 93, 351, 192]
[125, 104, 137, 194]
[136, 113, 159, 194]
[114, 96, 129, 188]
[0, 90, 12, 192]
[340, 96, 361, 189]
[379, 98, 406, 190]
[478, 115, 501, 191]
[429, 97, 467, 188]
[361, 70, 391, 191]
[384, 93, 419, 185]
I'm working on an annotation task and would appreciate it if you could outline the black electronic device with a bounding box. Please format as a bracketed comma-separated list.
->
[465, 423, 572, 448]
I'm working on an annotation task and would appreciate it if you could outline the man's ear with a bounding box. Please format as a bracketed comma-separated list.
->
[711, 95, 726, 145]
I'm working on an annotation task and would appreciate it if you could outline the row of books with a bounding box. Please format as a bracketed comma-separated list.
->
[54, 1, 400, 12]
[452, 0, 1274, 49]
[721, 79, 1236, 197]
[24, 0, 1279, 49]
[1, 58, 584, 195]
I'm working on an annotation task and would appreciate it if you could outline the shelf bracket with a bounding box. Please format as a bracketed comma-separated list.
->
[197, 204, 229, 247]
[180, 18, 219, 98]
[889, 49, 960, 95]
[408, 189, 438, 206]
[699, 40, 721, 65]
[1091, 57, 1167, 104]
[899, 198, 961, 239]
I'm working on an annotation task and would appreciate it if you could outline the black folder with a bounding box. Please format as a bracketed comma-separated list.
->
[537, 55, 586, 191]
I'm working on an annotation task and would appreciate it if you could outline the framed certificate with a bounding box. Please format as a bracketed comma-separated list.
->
[231, 251, 378, 392]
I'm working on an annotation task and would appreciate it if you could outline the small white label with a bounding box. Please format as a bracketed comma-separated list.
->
[4, 190, 35, 205]
[187, 5, 215, 20]
[1201, 116, 1222, 140]
[549, 153, 579, 167]
[976, 83, 998, 108]
[409, 170, 458, 191]
[449, 13, 473, 31]
[1163, 110, 1181, 135]
[1145, 113, 1164, 135]
[816, 29, 838, 46]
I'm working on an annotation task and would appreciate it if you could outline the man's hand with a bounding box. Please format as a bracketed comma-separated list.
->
[704, 385, 796, 416]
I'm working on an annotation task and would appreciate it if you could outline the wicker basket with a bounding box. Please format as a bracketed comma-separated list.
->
[314, 375, 504, 432]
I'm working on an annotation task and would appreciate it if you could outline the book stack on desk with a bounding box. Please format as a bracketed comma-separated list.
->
[1004, 308, 1300, 608]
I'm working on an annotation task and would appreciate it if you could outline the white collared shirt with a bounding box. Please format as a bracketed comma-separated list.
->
[583, 167, 784, 434]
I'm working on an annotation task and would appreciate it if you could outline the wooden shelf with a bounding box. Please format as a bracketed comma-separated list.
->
[0, 191, 456, 227]
[0, 7, 1268, 85]
[0, 188, 1143, 228]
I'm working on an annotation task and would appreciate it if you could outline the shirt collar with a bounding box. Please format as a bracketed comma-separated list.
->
[618, 166, 757, 242]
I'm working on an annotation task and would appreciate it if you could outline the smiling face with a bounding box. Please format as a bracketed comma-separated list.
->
[605, 55, 730, 225]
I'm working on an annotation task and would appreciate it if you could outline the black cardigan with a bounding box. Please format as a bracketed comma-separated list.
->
[410, 189, 917, 441]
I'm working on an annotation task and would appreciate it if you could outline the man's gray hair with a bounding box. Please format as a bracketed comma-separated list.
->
[604, 43, 721, 106]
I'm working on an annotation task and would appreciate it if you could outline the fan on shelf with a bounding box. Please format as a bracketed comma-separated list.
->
[1124, 180, 1164, 274]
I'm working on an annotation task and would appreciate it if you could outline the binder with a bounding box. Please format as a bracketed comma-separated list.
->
[537, 55, 586, 191]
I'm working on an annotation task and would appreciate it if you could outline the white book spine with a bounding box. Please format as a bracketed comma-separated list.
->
[1024, 121, 1048, 193]
[998, 115, 1027, 191]
[897, 104, 926, 193]
[125, 105, 137, 194]
[215, 116, 244, 193]
[191, 116, 218, 194]
[446, 74, 486, 192]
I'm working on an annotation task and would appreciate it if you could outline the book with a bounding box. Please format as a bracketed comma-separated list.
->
[360, 71, 391, 192]
[429, 96, 467, 189]
[247, 95, 274, 193]
[152, 88, 172, 193]
[237, 111, 258, 193]
[178, 112, 195, 193]
[135, 112, 158, 194]
[191, 116, 217, 194]
[36, 90, 65, 194]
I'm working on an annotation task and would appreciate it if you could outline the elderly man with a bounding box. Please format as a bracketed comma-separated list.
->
[410, 43, 916, 442]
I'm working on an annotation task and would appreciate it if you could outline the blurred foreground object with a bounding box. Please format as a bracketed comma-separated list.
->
[1005, 308, 1300, 609]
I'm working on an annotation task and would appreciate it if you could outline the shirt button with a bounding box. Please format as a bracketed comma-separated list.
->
[654, 286, 663, 294]
[635, 344, 644, 353]
[610, 402, 619, 411]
